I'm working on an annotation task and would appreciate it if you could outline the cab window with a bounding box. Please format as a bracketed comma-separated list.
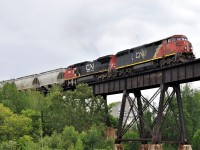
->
[168, 38, 171, 43]
[177, 38, 181, 41]
[172, 38, 176, 42]
[163, 40, 167, 44]
[182, 38, 188, 41]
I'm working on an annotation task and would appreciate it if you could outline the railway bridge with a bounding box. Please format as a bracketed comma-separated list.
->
[89, 59, 200, 150]
[1, 59, 200, 149]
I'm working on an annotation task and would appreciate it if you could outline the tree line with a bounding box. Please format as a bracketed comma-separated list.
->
[0, 83, 200, 149]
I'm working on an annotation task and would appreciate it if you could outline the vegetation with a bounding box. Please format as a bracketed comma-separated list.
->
[0, 83, 113, 149]
[0, 83, 200, 149]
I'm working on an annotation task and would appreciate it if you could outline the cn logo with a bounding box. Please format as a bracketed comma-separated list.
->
[86, 63, 94, 72]
[136, 49, 147, 59]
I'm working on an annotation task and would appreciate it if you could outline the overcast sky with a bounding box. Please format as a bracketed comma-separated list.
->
[0, 0, 200, 82]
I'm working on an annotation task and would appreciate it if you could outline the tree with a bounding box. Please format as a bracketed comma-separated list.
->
[48, 84, 106, 132]
[122, 128, 140, 150]
[0, 140, 18, 150]
[0, 103, 32, 142]
[23, 89, 52, 146]
[192, 129, 200, 150]
[0, 83, 28, 113]
[61, 126, 79, 149]
[75, 138, 84, 150]
[83, 125, 113, 150]
[181, 84, 200, 142]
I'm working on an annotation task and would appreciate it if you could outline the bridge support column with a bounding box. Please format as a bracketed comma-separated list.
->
[116, 90, 127, 144]
[103, 95, 111, 127]
[134, 90, 146, 144]
[152, 84, 168, 143]
[174, 85, 187, 144]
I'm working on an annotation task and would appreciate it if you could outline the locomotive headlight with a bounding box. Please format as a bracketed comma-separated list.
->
[184, 46, 187, 50]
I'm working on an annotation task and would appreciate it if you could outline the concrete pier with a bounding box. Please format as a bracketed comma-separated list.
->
[114, 144, 123, 150]
[139, 144, 163, 150]
[178, 145, 192, 150]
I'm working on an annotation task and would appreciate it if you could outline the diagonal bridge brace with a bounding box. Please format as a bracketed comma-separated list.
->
[115, 83, 188, 145]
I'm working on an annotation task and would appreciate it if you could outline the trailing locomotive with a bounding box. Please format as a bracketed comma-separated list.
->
[64, 35, 194, 87]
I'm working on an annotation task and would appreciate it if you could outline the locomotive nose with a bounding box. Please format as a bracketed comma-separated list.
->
[182, 41, 191, 52]
[189, 43, 193, 52]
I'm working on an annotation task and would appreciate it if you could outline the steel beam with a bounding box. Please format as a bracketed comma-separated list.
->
[102, 95, 111, 127]
[116, 90, 127, 144]
[152, 84, 168, 144]
[134, 90, 146, 144]
[173, 85, 187, 144]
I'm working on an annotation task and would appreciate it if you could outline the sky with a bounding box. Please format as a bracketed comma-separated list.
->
[0, 0, 200, 96]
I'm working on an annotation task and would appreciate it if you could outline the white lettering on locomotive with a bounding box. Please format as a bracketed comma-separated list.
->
[86, 63, 95, 72]
[136, 49, 147, 59]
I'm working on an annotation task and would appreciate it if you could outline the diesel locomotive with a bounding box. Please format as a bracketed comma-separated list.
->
[64, 35, 194, 87]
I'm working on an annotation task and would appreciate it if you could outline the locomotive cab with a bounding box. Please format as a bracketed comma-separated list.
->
[154, 35, 194, 62]
[164, 35, 192, 53]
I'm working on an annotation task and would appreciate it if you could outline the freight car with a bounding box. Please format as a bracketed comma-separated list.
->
[64, 35, 194, 87]
[0, 68, 65, 91]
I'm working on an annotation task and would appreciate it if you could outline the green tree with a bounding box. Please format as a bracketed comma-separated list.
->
[48, 84, 106, 132]
[84, 125, 113, 150]
[24, 89, 52, 146]
[75, 138, 84, 150]
[61, 126, 79, 149]
[122, 129, 140, 150]
[18, 135, 33, 150]
[0, 103, 32, 142]
[42, 131, 62, 149]
[181, 84, 200, 143]
[192, 129, 200, 149]
[0, 140, 17, 150]
[0, 83, 27, 113]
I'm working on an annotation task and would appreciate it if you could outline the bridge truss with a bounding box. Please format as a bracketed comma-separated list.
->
[91, 59, 200, 149]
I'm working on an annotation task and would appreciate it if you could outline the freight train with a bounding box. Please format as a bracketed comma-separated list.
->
[0, 35, 194, 90]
